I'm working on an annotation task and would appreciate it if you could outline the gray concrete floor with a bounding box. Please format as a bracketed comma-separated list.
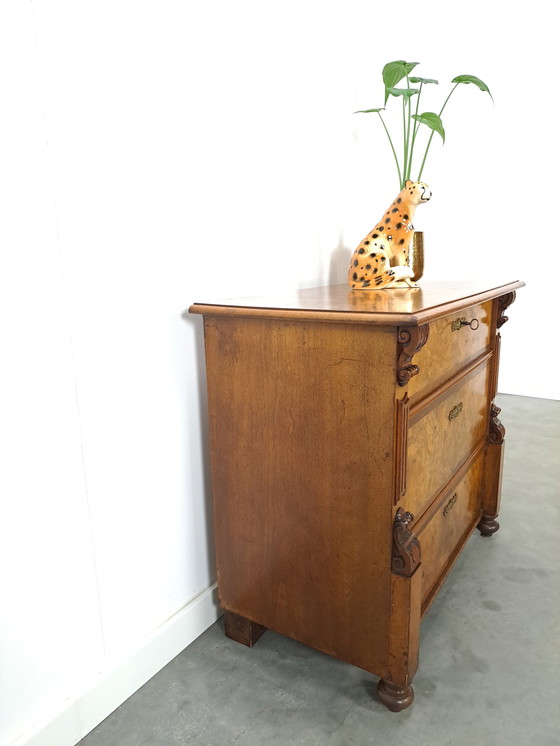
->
[79, 394, 560, 746]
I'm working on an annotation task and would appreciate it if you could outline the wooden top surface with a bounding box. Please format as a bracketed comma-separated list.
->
[189, 280, 524, 326]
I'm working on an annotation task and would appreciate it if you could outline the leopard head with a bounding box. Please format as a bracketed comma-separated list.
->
[404, 180, 431, 205]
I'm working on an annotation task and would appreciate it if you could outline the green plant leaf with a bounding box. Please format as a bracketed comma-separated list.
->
[412, 112, 446, 142]
[386, 87, 419, 99]
[409, 77, 438, 85]
[382, 60, 419, 102]
[451, 74, 493, 101]
[353, 107, 385, 114]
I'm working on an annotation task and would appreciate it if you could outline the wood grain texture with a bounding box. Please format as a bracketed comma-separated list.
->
[479, 437, 505, 535]
[418, 452, 484, 606]
[405, 301, 492, 401]
[378, 566, 422, 710]
[203, 316, 396, 674]
[192, 281, 521, 711]
[190, 280, 524, 326]
[405, 361, 490, 519]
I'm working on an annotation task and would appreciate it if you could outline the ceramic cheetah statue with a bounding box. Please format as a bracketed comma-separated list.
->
[348, 180, 431, 290]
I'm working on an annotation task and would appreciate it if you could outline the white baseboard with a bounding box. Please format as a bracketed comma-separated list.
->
[12, 584, 221, 746]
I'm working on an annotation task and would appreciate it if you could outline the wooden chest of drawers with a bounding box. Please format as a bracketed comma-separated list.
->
[190, 280, 523, 711]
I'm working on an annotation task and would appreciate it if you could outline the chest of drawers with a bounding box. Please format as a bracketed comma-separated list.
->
[190, 280, 523, 711]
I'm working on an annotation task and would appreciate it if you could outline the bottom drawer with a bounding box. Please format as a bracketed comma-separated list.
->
[418, 453, 484, 610]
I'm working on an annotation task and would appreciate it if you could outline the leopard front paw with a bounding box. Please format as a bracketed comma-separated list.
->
[391, 265, 415, 280]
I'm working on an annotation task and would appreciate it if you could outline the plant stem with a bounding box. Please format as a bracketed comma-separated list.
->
[408, 82, 423, 180]
[402, 75, 413, 183]
[402, 96, 407, 189]
[418, 82, 459, 181]
[377, 112, 402, 191]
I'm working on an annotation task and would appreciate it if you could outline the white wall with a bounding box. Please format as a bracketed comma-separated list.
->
[0, 1, 557, 744]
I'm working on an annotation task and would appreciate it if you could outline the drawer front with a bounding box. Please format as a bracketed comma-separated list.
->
[406, 301, 492, 400]
[418, 453, 484, 607]
[405, 361, 490, 519]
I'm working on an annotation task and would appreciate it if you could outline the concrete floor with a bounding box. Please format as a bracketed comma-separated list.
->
[79, 394, 560, 746]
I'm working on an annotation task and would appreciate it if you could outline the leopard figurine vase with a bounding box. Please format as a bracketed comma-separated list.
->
[348, 181, 430, 290]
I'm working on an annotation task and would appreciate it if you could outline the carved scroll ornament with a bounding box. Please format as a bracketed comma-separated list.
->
[391, 508, 421, 577]
[397, 324, 429, 387]
[488, 403, 506, 445]
[497, 292, 516, 329]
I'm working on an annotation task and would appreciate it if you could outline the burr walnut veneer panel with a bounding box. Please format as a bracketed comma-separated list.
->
[190, 280, 523, 712]
[404, 301, 492, 401]
[418, 451, 485, 611]
[405, 361, 490, 518]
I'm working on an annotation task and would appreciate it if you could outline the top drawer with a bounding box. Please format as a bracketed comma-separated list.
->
[405, 301, 493, 400]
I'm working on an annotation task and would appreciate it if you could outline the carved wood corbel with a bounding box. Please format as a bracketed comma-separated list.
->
[397, 325, 429, 387]
[391, 508, 421, 577]
[497, 292, 516, 329]
[488, 402, 506, 445]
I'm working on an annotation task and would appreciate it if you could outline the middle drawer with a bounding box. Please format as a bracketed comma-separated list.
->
[404, 360, 490, 519]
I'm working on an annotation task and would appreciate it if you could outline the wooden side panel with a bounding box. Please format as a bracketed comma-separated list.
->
[203, 316, 396, 676]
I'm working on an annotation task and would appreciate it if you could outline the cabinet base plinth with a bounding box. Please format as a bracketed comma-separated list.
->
[224, 611, 266, 647]
[377, 679, 415, 712]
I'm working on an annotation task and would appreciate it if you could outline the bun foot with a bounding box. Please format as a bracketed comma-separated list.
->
[377, 679, 414, 712]
[477, 515, 500, 537]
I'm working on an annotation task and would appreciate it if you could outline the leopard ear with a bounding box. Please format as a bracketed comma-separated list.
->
[405, 180, 413, 187]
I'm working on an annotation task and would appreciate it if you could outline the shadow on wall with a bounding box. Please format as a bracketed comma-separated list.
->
[329, 234, 352, 286]
[181, 311, 216, 580]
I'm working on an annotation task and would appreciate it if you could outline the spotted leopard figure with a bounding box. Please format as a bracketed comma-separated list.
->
[348, 180, 431, 290]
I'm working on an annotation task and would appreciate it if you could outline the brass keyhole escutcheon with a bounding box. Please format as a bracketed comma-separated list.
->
[448, 402, 463, 421]
[451, 317, 480, 331]
[443, 493, 458, 516]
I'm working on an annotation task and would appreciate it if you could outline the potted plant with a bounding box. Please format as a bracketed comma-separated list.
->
[348, 60, 492, 290]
